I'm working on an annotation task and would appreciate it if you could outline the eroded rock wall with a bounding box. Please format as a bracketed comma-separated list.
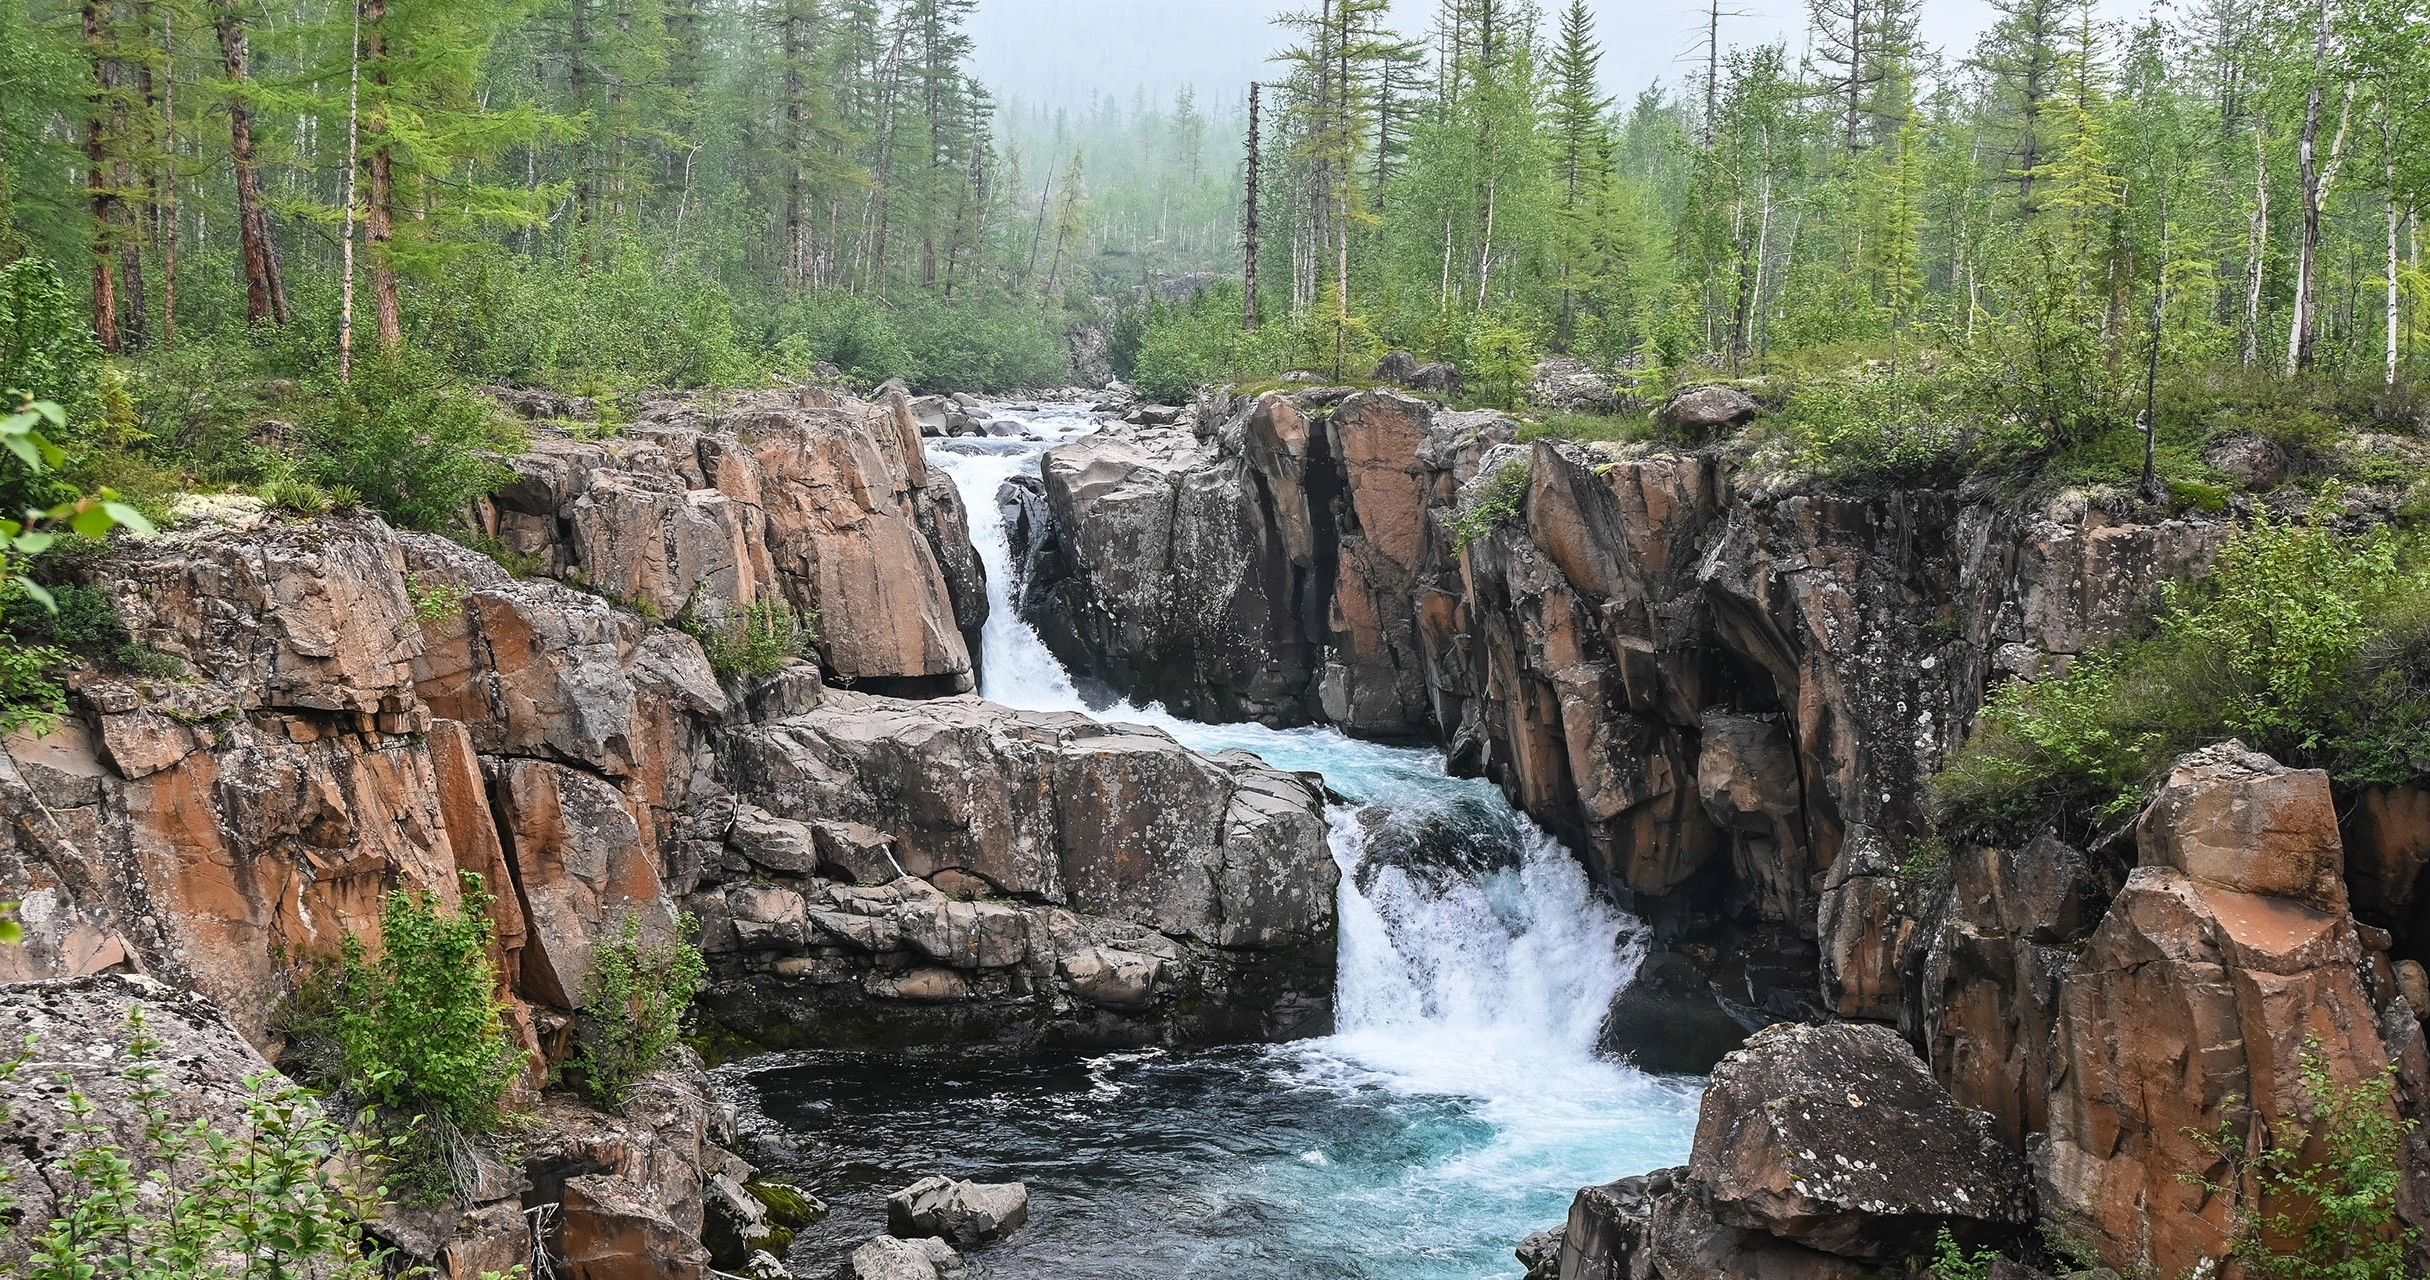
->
[0, 386, 1339, 1277]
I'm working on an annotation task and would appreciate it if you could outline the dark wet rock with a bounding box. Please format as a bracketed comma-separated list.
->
[1600, 948, 1749, 1075]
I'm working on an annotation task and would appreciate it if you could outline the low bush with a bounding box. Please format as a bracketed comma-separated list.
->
[0, 581, 182, 679]
[1450, 456, 1532, 551]
[682, 596, 817, 678]
[1937, 496, 2430, 844]
[286, 874, 528, 1204]
[570, 912, 707, 1108]
[296, 351, 521, 532]
[2187, 1043, 2417, 1280]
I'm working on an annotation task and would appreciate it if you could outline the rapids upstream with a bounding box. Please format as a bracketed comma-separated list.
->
[721, 403, 1704, 1279]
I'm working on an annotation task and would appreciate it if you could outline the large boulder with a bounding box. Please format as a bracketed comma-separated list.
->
[2135, 740, 2347, 912]
[0, 974, 287, 1272]
[700, 690, 1337, 1048]
[1657, 384, 1760, 439]
[1530, 357, 1622, 414]
[1691, 1021, 2033, 1260]
[886, 1175, 1030, 1244]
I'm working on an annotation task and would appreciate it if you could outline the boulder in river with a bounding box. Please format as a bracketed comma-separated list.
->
[886, 1175, 1029, 1244]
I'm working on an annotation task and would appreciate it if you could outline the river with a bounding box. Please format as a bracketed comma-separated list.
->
[720, 403, 1703, 1279]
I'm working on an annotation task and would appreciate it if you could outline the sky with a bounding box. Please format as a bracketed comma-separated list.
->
[966, 0, 2095, 115]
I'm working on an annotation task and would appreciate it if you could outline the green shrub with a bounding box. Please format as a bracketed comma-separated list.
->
[682, 597, 817, 677]
[2187, 1043, 2417, 1280]
[570, 912, 707, 1109]
[297, 351, 520, 532]
[1451, 457, 1532, 552]
[2, 1008, 399, 1280]
[0, 581, 182, 680]
[1937, 497, 2430, 844]
[1924, 1227, 1998, 1280]
[406, 573, 473, 625]
[0, 640, 66, 735]
[288, 874, 527, 1204]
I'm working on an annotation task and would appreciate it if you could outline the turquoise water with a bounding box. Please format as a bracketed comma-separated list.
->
[718, 409, 1703, 1278]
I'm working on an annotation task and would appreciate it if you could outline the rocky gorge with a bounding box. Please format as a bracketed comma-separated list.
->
[1016, 383, 2430, 1277]
[0, 376, 2423, 1280]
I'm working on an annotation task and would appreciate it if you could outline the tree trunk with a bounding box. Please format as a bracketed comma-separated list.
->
[84, 0, 120, 353]
[2284, 0, 2331, 375]
[365, 0, 401, 353]
[2242, 122, 2267, 367]
[215, 0, 288, 325]
[2388, 112, 2401, 387]
[159, 5, 177, 346]
[1245, 82, 1261, 330]
[339, 0, 362, 380]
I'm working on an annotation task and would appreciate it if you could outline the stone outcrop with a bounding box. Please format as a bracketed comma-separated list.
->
[1529, 1024, 2029, 1279]
[0, 974, 291, 1273]
[699, 691, 1337, 1048]
[1026, 388, 2225, 952]
[1658, 385, 1761, 440]
[885, 1176, 1029, 1244]
[2037, 745, 2428, 1278]
[482, 386, 981, 695]
[1692, 1022, 2033, 1259]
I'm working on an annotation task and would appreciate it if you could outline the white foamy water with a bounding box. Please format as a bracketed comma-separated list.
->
[904, 404, 1702, 1276]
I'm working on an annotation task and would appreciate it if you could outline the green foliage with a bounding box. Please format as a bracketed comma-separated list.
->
[288, 875, 527, 1205]
[1, 1009, 401, 1280]
[1769, 372, 1982, 489]
[0, 641, 67, 736]
[406, 574, 473, 625]
[1451, 457, 1533, 552]
[0, 260, 99, 436]
[296, 352, 520, 533]
[682, 597, 817, 678]
[1938, 498, 2430, 843]
[0, 582, 182, 681]
[1129, 283, 1298, 404]
[570, 912, 708, 1109]
[452, 530, 547, 578]
[1924, 1227, 1999, 1280]
[442, 252, 757, 392]
[2187, 1044, 2418, 1280]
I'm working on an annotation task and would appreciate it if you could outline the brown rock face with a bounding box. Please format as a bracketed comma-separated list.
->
[2041, 746, 2427, 1278]
[1691, 1021, 2033, 1260]
[2136, 741, 2348, 912]
[2040, 861, 2417, 1276]
[485, 388, 979, 693]
[1921, 836, 2111, 1149]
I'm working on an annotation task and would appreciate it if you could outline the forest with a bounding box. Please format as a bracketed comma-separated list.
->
[0, 0, 2425, 530]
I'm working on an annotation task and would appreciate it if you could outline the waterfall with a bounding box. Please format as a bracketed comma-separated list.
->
[926, 412, 1646, 1093]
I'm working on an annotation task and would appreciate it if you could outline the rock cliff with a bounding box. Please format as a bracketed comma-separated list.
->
[1024, 386, 2430, 1277]
[0, 386, 1337, 1277]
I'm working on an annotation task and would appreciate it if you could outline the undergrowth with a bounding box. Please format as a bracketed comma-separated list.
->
[1936, 492, 2430, 845]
